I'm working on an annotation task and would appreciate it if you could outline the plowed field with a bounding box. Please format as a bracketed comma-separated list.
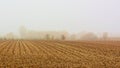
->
[0, 40, 120, 68]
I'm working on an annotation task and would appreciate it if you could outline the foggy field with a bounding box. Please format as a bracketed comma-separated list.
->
[0, 0, 119, 68]
[0, 40, 119, 68]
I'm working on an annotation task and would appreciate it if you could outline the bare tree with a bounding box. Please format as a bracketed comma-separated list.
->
[19, 26, 27, 39]
[103, 32, 108, 40]
[46, 34, 50, 40]
[81, 32, 98, 40]
[61, 35, 66, 40]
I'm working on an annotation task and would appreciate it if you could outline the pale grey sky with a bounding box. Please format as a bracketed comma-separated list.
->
[0, 0, 120, 36]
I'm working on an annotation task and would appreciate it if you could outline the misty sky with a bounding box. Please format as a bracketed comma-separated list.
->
[0, 0, 120, 36]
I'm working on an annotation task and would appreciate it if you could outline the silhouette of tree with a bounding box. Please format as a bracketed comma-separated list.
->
[19, 26, 27, 39]
[81, 32, 98, 40]
[71, 34, 76, 40]
[51, 35, 54, 40]
[61, 35, 66, 40]
[5, 32, 15, 40]
[103, 32, 108, 40]
[46, 34, 50, 40]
